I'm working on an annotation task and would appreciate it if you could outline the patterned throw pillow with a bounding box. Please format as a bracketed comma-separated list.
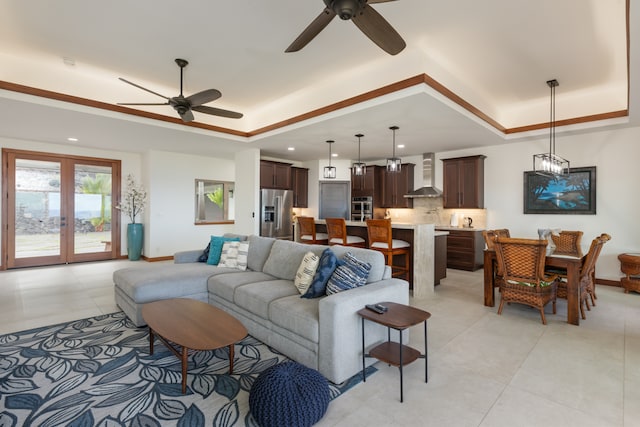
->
[302, 248, 340, 299]
[294, 252, 321, 295]
[206, 236, 240, 265]
[326, 252, 372, 295]
[198, 242, 211, 262]
[220, 241, 250, 270]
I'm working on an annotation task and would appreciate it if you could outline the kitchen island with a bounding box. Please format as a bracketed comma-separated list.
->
[295, 219, 441, 298]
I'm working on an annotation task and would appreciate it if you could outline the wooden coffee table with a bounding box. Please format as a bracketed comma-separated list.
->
[142, 298, 247, 394]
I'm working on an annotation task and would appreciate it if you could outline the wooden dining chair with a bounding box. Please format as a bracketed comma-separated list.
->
[297, 216, 328, 245]
[325, 218, 366, 247]
[366, 219, 410, 281]
[482, 229, 510, 290]
[493, 237, 560, 325]
[556, 233, 611, 319]
[551, 230, 584, 257]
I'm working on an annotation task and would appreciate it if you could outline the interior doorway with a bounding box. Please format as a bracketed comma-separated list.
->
[2, 149, 121, 269]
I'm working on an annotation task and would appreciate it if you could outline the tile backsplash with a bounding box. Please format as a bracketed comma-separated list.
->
[386, 197, 487, 229]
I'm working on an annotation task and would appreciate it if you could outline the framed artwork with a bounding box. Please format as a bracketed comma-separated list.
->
[523, 166, 596, 214]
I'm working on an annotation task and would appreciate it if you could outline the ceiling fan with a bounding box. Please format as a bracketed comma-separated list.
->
[118, 58, 243, 122]
[285, 0, 406, 55]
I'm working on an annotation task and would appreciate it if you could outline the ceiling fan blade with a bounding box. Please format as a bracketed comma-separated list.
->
[193, 105, 243, 119]
[117, 102, 169, 106]
[352, 3, 406, 55]
[285, 7, 336, 52]
[118, 78, 170, 100]
[367, 0, 397, 3]
[187, 89, 222, 107]
[179, 108, 195, 122]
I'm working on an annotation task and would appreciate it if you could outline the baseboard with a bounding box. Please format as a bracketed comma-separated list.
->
[141, 255, 174, 262]
[596, 278, 621, 287]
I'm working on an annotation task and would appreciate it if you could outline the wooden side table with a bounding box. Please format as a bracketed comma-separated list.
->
[357, 302, 431, 402]
[619, 253, 640, 294]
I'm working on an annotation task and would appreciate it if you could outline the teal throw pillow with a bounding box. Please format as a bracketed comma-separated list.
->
[326, 252, 372, 295]
[302, 248, 340, 299]
[206, 236, 240, 265]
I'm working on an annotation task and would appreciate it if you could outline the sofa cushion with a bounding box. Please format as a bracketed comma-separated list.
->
[328, 245, 386, 283]
[233, 280, 300, 319]
[207, 236, 240, 265]
[208, 271, 278, 303]
[294, 252, 320, 295]
[220, 241, 250, 270]
[269, 295, 320, 343]
[247, 235, 276, 272]
[302, 248, 340, 299]
[262, 240, 324, 280]
[326, 252, 371, 295]
[114, 263, 234, 303]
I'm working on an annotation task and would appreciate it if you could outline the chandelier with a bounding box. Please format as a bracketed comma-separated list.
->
[533, 79, 570, 177]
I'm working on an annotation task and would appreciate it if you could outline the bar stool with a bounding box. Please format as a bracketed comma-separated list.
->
[297, 216, 328, 245]
[366, 219, 410, 280]
[325, 218, 366, 247]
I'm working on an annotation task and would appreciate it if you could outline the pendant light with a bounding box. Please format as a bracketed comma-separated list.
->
[323, 140, 336, 179]
[386, 125, 401, 172]
[353, 133, 366, 176]
[533, 79, 570, 177]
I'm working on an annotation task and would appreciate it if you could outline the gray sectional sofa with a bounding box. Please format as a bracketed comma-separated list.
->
[113, 234, 409, 384]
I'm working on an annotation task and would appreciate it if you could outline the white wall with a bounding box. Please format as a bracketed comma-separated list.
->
[144, 150, 236, 257]
[435, 125, 640, 280]
[234, 149, 260, 236]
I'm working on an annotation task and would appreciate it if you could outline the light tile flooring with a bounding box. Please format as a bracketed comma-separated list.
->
[1, 261, 639, 426]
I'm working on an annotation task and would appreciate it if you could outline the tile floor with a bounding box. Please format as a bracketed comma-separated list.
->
[1, 261, 639, 426]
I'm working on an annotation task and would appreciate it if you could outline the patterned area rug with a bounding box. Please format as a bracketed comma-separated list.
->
[0, 312, 374, 427]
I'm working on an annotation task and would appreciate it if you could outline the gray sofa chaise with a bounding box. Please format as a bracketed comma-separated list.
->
[113, 234, 409, 384]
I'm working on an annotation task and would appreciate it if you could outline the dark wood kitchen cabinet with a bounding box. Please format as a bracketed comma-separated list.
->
[260, 160, 291, 190]
[442, 155, 486, 208]
[382, 163, 414, 208]
[442, 229, 484, 271]
[351, 165, 383, 201]
[434, 233, 447, 285]
[291, 166, 308, 208]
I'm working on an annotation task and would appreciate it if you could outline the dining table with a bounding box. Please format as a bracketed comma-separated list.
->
[483, 249, 585, 325]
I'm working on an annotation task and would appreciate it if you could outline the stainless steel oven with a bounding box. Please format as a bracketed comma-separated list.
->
[351, 196, 372, 222]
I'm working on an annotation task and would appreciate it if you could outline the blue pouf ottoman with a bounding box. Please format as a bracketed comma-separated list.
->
[249, 361, 330, 427]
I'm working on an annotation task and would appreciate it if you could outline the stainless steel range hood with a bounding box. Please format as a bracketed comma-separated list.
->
[404, 153, 442, 198]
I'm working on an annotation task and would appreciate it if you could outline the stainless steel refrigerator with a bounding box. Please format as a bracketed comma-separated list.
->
[260, 189, 293, 239]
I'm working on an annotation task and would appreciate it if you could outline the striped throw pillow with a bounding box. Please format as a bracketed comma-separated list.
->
[294, 252, 321, 294]
[220, 241, 249, 270]
[325, 252, 371, 295]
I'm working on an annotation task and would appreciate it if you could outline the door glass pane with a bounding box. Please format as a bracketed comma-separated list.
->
[74, 164, 112, 253]
[14, 159, 62, 258]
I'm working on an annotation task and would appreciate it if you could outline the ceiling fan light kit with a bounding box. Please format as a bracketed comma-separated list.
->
[285, 0, 406, 55]
[533, 79, 570, 177]
[118, 58, 243, 123]
[353, 133, 366, 176]
[324, 140, 337, 179]
[386, 125, 402, 173]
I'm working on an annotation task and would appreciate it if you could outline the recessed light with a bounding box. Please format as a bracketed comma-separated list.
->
[287, 147, 295, 151]
[67, 137, 78, 142]
[397, 144, 405, 148]
[332, 153, 338, 157]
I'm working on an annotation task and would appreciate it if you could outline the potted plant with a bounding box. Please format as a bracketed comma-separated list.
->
[117, 174, 147, 260]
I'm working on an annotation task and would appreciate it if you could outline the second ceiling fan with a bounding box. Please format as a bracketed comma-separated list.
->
[286, 0, 406, 55]
[118, 58, 243, 123]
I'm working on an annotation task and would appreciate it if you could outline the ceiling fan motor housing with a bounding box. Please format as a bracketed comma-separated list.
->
[328, 0, 364, 20]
